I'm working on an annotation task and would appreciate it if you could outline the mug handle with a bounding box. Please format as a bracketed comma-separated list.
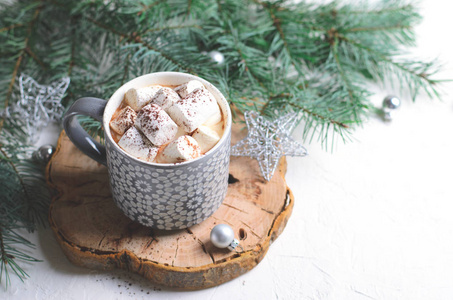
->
[63, 97, 107, 165]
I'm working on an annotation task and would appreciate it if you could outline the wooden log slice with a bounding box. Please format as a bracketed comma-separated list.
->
[47, 123, 294, 290]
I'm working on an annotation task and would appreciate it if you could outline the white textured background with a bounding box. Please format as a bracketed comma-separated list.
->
[5, 0, 453, 299]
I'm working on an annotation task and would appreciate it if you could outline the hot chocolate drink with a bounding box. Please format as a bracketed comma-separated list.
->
[109, 80, 224, 164]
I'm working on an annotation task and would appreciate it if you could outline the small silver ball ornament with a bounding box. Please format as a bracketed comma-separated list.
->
[33, 144, 56, 164]
[210, 224, 239, 251]
[208, 51, 225, 65]
[383, 95, 401, 109]
[382, 95, 401, 121]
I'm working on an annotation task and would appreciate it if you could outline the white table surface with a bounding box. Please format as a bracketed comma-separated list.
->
[5, 1, 453, 299]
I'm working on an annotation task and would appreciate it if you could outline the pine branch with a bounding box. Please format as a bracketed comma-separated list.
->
[2, 4, 42, 132]
[234, 43, 267, 90]
[0, 141, 50, 227]
[0, 135, 49, 288]
[86, 17, 195, 74]
[0, 161, 45, 289]
[348, 3, 415, 15]
[187, 0, 193, 16]
[137, 0, 163, 16]
[0, 226, 41, 288]
[24, 47, 46, 69]
[252, 0, 317, 74]
[331, 37, 355, 103]
[337, 33, 441, 99]
[0, 23, 24, 32]
[269, 93, 349, 129]
[0, 148, 32, 214]
[67, 18, 77, 76]
[346, 25, 412, 33]
[143, 24, 201, 33]
[121, 53, 132, 85]
[253, 0, 293, 64]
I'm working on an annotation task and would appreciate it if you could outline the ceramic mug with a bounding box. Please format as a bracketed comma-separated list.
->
[63, 72, 232, 230]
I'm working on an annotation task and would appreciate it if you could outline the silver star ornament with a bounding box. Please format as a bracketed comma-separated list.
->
[3, 74, 70, 143]
[231, 111, 308, 181]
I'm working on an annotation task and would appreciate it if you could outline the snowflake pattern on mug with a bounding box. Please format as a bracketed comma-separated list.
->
[105, 132, 231, 230]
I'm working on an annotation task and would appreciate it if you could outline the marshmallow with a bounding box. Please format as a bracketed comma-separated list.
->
[136, 104, 178, 146]
[202, 106, 222, 126]
[192, 125, 220, 153]
[125, 85, 162, 111]
[118, 126, 159, 162]
[159, 135, 201, 163]
[166, 88, 221, 132]
[153, 87, 180, 110]
[173, 126, 189, 141]
[174, 80, 204, 99]
[110, 106, 136, 135]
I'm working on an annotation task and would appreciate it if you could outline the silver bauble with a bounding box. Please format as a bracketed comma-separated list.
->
[208, 51, 225, 65]
[383, 95, 401, 110]
[33, 144, 56, 164]
[210, 224, 235, 249]
[382, 95, 401, 121]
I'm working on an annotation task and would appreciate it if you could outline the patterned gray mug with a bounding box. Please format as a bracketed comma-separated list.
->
[63, 72, 232, 230]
